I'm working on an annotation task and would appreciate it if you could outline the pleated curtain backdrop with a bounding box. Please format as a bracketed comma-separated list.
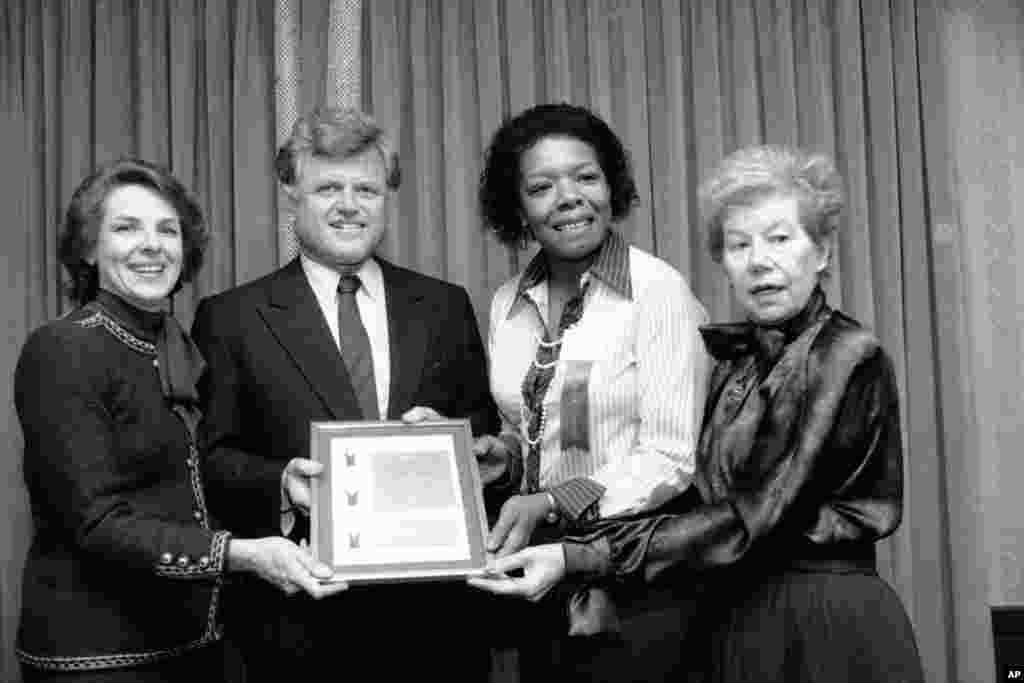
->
[356, 2, 995, 682]
[273, 0, 363, 262]
[0, 0, 280, 326]
[2, 1, 1015, 682]
[361, 0, 926, 334]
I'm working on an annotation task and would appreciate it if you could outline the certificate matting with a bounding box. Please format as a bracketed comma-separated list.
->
[309, 419, 488, 582]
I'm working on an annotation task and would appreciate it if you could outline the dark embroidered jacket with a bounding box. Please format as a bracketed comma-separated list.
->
[14, 292, 229, 672]
[564, 290, 903, 605]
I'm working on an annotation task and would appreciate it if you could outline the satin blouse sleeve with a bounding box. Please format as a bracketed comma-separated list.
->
[563, 346, 904, 585]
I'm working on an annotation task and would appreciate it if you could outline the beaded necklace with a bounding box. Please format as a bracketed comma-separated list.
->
[520, 283, 589, 492]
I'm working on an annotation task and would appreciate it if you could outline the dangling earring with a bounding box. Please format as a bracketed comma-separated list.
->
[524, 220, 536, 241]
[817, 242, 832, 274]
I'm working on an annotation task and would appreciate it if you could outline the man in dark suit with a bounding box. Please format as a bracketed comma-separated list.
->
[192, 107, 500, 681]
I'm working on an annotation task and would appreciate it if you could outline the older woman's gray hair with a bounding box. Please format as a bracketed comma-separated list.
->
[275, 107, 401, 189]
[699, 145, 844, 270]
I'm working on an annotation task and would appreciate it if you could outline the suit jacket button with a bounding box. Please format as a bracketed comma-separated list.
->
[160, 552, 173, 565]
[176, 555, 190, 568]
[198, 555, 210, 568]
[193, 510, 203, 521]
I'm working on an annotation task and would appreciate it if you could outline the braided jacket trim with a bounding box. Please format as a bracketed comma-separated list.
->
[78, 309, 157, 355]
[16, 628, 220, 672]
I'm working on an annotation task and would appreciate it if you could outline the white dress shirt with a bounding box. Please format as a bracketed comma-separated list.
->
[489, 233, 710, 519]
[301, 255, 391, 419]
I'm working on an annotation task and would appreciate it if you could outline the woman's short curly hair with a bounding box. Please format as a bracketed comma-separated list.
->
[479, 103, 639, 246]
[699, 145, 844, 272]
[59, 157, 208, 305]
[275, 107, 401, 189]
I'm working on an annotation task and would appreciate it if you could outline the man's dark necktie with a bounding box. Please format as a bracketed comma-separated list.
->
[337, 275, 378, 420]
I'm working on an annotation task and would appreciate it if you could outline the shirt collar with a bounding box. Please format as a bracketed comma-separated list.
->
[514, 230, 633, 301]
[300, 254, 385, 302]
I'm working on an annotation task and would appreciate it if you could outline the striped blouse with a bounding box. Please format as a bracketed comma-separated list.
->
[488, 231, 710, 521]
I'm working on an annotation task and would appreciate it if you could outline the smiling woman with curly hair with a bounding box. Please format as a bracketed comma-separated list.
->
[473, 103, 710, 682]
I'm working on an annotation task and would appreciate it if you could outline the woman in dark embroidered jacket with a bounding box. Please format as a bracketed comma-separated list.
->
[14, 158, 344, 682]
[470, 145, 925, 683]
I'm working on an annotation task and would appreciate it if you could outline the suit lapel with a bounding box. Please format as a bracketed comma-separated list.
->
[380, 259, 429, 419]
[257, 259, 362, 420]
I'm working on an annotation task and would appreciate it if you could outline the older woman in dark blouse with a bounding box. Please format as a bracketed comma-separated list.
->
[15, 158, 344, 682]
[471, 145, 925, 683]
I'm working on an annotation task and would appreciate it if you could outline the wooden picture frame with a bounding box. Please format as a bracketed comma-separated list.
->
[309, 419, 488, 583]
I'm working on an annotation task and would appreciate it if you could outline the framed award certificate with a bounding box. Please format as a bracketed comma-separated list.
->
[309, 419, 489, 583]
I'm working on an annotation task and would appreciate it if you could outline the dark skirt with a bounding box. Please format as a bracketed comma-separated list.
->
[701, 568, 924, 683]
[514, 581, 701, 683]
[511, 494, 705, 683]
